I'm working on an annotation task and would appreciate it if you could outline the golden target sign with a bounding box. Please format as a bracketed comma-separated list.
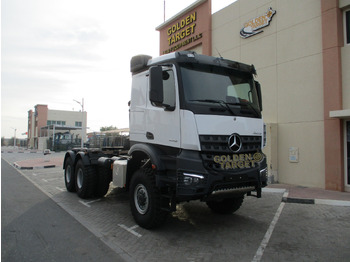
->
[240, 7, 276, 38]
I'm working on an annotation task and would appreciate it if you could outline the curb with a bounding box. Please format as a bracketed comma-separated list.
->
[282, 197, 350, 207]
[282, 197, 314, 204]
[13, 162, 56, 170]
[263, 188, 350, 207]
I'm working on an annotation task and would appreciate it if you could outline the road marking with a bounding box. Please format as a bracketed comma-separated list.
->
[252, 196, 287, 262]
[262, 188, 286, 194]
[42, 171, 61, 175]
[56, 187, 65, 192]
[32, 173, 38, 176]
[79, 199, 101, 207]
[118, 224, 142, 238]
[42, 178, 59, 182]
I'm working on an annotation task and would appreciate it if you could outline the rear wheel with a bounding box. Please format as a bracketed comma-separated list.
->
[64, 157, 76, 192]
[75, 160, 97, 199]
[206, 195, 244, 214]
[129, 168, 169, 229]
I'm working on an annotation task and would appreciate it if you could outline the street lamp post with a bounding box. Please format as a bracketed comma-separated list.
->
[11, 127, 17, 147]
[73, 98, 85, 149]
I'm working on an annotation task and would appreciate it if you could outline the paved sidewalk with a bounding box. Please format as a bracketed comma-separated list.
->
[13, 155, 64, 170]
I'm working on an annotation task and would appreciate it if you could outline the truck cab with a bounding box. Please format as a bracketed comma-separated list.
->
[127, 51, 267, 225]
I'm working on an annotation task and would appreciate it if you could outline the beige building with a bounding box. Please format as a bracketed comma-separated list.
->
[27, 104, 87, 150]
[157, 0, 350, 192]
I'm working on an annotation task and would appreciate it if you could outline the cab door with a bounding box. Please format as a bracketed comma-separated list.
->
[146, 66, 181, 148]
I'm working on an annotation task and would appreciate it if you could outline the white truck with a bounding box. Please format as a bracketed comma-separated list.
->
[63, 51, 267, 229]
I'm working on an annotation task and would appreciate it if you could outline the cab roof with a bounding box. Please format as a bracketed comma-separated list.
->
[130, 51, 256, 75]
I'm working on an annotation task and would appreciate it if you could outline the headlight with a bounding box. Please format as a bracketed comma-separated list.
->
[182, 173, 205, 186]
[260, 167, 267, 178]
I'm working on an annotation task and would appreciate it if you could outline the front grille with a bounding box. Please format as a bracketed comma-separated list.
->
[199, 135, 261, 154]
[199, 135, 262, 172]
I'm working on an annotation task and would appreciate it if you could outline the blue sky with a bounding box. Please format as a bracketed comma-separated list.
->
[1, 0, 236, 139]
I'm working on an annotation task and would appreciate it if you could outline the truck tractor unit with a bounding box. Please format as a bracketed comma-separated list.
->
[63, 51, 267, 229]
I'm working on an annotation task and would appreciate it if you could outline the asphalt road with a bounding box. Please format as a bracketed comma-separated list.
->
[1, 159, 124, 262]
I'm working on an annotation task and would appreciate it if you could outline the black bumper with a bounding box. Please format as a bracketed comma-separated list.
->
[172, 150, 267, 201]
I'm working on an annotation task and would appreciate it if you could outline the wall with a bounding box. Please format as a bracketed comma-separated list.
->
[156, 0, 212, 55]
[341, 0, 350, 109]
[343, 41, 350, 109]
[212, 0, 325, 187]
[35, 105, 48, 138]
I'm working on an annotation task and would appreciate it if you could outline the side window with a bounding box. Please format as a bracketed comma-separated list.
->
[162, 70, 176, 108]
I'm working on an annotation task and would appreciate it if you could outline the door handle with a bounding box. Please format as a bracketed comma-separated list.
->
[146, 132, 154, 140]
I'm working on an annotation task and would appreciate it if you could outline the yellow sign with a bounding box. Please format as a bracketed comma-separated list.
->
[163, 33, 202, 54]
[163, 11, 203, 54]
[213, 152, 264, 170]
[167, 12, 197, 45]
[240, 7, 276, 38]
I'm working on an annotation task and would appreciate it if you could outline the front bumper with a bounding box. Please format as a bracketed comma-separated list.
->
[174, 150, 267, 201]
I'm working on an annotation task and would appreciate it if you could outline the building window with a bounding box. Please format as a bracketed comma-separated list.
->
[75, 121, 82, 127]
[346, 10, 350, 44]
[47, 120, 66, 126]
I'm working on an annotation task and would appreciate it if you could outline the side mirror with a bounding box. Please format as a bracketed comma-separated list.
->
[149, 66, 164, 106]
[255, 81, 263, 111]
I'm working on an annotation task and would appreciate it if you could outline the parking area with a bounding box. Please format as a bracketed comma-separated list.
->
[2, 150, 350, 262]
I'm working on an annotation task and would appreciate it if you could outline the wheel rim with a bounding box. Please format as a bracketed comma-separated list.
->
[77, 169, 83, 189]
[65, 165, 71, 183]
[134, 184, 149, 215]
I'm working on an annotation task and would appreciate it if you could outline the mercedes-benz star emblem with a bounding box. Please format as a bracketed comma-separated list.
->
[228, 134, 242, 153]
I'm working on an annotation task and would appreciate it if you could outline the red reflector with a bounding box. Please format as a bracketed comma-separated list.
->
[151, 164, 156, 170]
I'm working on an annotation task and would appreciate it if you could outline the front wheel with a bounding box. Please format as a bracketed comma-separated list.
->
[206, 195, 244, 214]
[129, 168, 168, 229]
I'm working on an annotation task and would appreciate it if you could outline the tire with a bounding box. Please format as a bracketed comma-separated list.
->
[206, 195, 244, 214]
[75, 159, 97, 199]
[64, 157, 76, 192]
[129, 168, 169, 229]
[95, 166, 112, 197]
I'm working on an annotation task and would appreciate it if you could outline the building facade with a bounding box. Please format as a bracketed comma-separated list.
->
[156, 0, 350, 192]
[27, 104, 87, 149]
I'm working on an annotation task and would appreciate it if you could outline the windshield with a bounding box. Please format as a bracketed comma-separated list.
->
[180, 64, 261, 118]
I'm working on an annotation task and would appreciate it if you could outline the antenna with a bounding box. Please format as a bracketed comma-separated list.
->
[215, 47, 223, 58]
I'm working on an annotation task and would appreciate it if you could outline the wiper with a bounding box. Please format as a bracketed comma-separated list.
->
[227, 101, 260, 117]
[189, 99, 235, 116]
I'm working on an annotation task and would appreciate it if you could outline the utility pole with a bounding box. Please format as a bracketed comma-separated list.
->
[73, 98, 85, 149]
